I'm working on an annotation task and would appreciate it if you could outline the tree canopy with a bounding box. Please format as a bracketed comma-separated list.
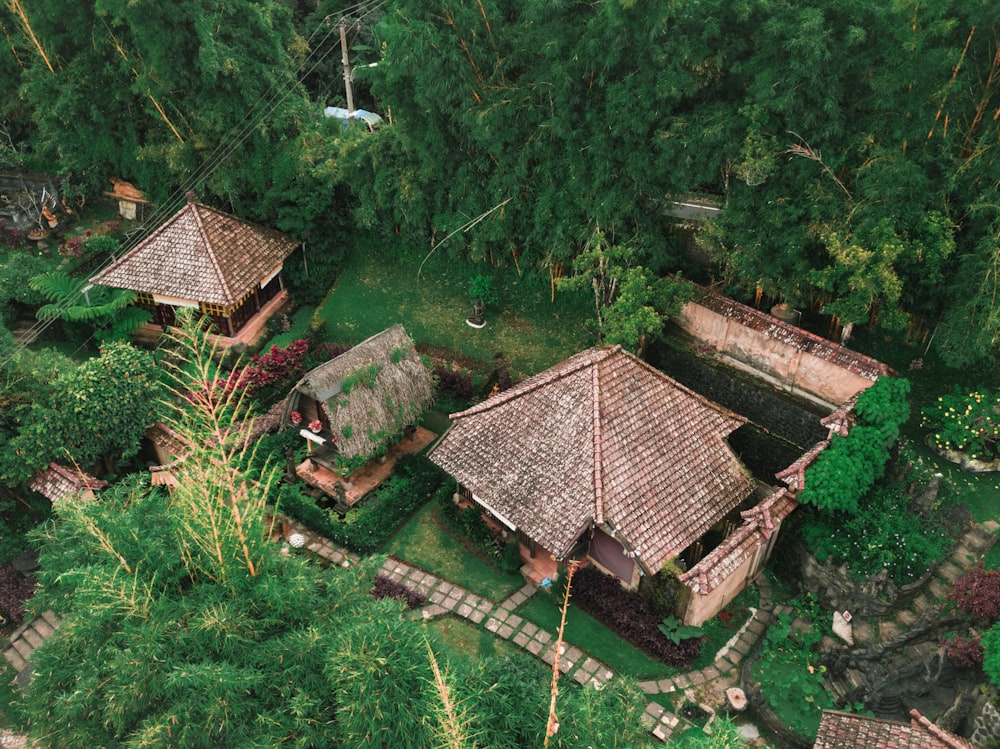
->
[4, 0, 1000, 365]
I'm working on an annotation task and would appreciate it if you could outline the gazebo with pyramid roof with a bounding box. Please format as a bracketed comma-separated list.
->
[91, 194, 297, 338]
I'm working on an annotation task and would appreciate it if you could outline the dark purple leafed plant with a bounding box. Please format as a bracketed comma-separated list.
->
[572, 566, 702, 667]
[433, 366, 474, 400]
[371, 574, 426, 609]
[0, 564, 37, 624]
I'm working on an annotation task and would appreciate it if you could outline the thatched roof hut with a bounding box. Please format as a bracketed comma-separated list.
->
[285, 325, 433, 459]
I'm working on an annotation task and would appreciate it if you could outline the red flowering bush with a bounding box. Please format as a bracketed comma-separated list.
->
[241, 339, 309, 396]
[950, 564, 1000, 624]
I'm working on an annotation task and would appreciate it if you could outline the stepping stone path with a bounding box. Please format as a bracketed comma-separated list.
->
[280, 516, 780, 743]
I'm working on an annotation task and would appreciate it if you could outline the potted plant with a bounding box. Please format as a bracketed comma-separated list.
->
[289, 410, 303, 426]
[308, 419, 322, 434]
[466, 274, 498, 329]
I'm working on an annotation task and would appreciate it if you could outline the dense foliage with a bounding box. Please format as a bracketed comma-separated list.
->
[0, 341, 162, 486]
[20, 317, 648, 747]
[752, 593, 834, 740]
[923, 387, 1000, 460]
[798, 376, 910, 513]
[800, 484, 951, 585]
[571, 566, 702, 668]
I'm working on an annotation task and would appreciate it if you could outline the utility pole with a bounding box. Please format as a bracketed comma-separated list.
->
[339, 20, 355, 113]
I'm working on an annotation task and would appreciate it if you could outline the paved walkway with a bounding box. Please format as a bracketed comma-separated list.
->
[282, 516, 783, 743]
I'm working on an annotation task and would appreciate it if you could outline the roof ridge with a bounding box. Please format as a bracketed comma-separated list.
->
[909, 709, 972, 748]
[451, 346, 621, 419]
[191, 203, 235, 306]
[592, 361, 605, 525]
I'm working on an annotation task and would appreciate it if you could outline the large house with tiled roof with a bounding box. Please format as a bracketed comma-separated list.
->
[90, 194, 297, 338]
[814, 709, 978, 749]
[429, 345, 791, 624]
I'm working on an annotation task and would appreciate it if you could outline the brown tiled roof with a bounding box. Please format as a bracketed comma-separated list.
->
[29, 463, 107, 504]
[91, 198, 296, 305]
[680, 488, 797, 594]
[775, 440, 830, 493]
[814, 709, 977, 749]
[693, 286, 893, 381]
[429, 347, 756, 571]
[145, 421, 190, 459]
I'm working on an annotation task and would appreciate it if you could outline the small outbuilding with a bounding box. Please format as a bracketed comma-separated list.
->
[285, 325, 434, 500]
[90, 194, 297, 341]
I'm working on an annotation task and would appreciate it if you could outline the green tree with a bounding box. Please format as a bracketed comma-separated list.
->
[558, 228, 692, 353]
[0, 341, 161, 486]
[798, 376, 911, 514]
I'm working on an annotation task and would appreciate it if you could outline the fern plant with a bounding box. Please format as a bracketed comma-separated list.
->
[29, 270, 151, 343]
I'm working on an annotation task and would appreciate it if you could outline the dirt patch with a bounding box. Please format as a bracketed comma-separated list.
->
[417, 343, 491, 373]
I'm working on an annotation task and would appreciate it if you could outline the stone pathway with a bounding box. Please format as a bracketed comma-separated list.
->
[282, 516, 779, 743]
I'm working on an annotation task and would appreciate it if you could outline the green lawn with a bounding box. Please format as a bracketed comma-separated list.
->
[260, 304, 315, 349]
[316, 235, 593, 379]
[515, 595, 677, 681]
[426, 616, 537, 667]
[383, 502, 523, 602]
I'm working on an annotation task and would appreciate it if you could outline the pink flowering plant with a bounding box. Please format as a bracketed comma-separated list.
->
[309, 419, 322, 433]
[922, 387, 1000, 460]
[289, 411, 302, 424]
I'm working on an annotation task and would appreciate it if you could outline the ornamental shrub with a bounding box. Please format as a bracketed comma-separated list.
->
[572, 566, 702, 668]
[800, 483, 951, 585]
[371, 574, 426, 609]
[981, 623, 1000, 688]
[432, 365, 474, 401]
[950, 564, 1000, 624]
[922, 387, 1000, 460]
[799, 376, 911, 514]
[943, 635, 984, 669]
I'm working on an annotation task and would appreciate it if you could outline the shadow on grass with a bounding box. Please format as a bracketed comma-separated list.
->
[382, 502, 523, 602]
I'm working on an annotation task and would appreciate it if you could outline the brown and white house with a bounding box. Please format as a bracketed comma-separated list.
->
[90, 194, 297, 343]
[429, 345, 795, 625]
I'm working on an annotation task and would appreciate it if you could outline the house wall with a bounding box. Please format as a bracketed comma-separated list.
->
[680, 549, 760, 627]
[678, 296, 884, 408]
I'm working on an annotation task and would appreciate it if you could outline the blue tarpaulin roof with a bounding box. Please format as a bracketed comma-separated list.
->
[323, 107, 383, 130]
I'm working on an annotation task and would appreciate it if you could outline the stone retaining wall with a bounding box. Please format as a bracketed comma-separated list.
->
[793, 543, 938, 618]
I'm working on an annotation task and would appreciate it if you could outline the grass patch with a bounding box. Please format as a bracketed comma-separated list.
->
[688, 583, 759, 670]
[383, 502, 522, 602]
[260, 305, 315, 350]
[515, 594, 676, 680]
[426, 616, 533, 666]
[317, 234, 593, 379]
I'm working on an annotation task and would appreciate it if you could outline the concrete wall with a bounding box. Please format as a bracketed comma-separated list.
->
[682, 548, 762, 627]
[678, 294, 888, 408]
